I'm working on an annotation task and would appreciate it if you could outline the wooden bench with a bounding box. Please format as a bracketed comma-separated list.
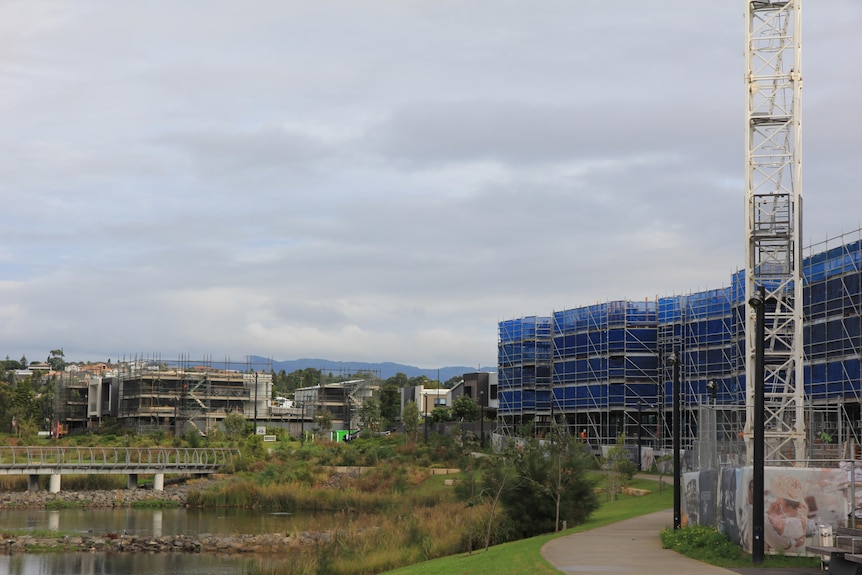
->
[807, 526, 862, 575]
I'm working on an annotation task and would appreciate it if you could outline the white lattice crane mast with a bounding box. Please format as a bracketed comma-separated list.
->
[743, 0, 806, 465]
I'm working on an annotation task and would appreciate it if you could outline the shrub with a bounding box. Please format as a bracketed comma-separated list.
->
[185, 430, 203, 448]
[339, 448, 360, 467]
[660, 525, 745, 562]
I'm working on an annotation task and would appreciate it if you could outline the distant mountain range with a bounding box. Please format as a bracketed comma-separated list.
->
[254, 356, 495, 382]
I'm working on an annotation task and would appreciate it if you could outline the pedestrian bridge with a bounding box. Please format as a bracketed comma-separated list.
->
[0, 446, 239, 493]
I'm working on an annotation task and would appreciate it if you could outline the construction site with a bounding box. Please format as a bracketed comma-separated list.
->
[51, 356, 390, 439]
[497, 230, 862, 466]
[54, 356, 275, 436]
[497, 1, 862, 556]
[496, 0, 862, 463]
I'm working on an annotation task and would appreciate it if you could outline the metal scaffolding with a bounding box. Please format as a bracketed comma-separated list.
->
[744, 0, 806, 465]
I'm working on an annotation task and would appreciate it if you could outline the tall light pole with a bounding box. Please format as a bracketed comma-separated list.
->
[423, 391, 428, 444]
[670, 351, 681, 530]
[480, 390, 485, 449]
[637, 401, 643, 471]
[254, 372, 259, 431]
[300, 401, 306, 444]
[749, 286, 766, 564]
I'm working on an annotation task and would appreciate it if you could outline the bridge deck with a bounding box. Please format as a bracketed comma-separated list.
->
[0, 446, 239, 476]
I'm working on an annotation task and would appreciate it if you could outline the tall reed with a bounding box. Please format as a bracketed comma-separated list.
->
[246, 500, 471, 575]
[186, 479, 399, 513]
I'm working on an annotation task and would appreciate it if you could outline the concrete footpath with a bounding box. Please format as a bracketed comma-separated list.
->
[541, 509, 823, 575]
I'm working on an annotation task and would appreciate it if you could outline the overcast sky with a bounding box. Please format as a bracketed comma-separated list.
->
[1, 1, 860, 369]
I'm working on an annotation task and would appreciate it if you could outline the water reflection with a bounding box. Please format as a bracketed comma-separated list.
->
[0, 507, 334, 537]
[0, 507, 320, 575]
[0, 553, 254, 575]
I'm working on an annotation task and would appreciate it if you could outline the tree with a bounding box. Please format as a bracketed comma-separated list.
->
[11, 378, 39, 437]
[452, 396, 480, 422]
[408, 375, 436, 388]
[602, 435, 637, 501]
[359, 396, 382, 432]
[0, 383, 12, 433]
[37, 375, 56, 428]
[47, 349, 66, 372]
[222, 413, 249, 442]
[402, 401, 421, 442]
[444, 375, 463, 387]
[379, 384, 400, 429]
[495, 438, 599, 538]
[430, 406, 453, 423]
[546, 421, 587, 532]
[386, 372, 409, 387]
[19, 354, 28, 368]
[476, 454, 515, 550]
[315, 409, 334, 438]
[1, 358, 21, 371]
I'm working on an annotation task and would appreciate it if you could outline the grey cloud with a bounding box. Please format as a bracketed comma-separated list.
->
[0, 1, 859, 368]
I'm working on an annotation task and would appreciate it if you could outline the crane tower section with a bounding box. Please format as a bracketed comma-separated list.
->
[744, 0, 805, 464]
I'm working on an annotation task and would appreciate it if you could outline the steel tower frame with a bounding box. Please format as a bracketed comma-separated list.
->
[743, 0, 805, 464]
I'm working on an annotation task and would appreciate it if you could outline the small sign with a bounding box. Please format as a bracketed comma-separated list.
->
[263, 435, 277, 442]
[256, 426, 267, 436]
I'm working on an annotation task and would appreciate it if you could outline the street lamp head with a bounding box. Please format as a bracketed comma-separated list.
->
[749, 285, 767, 308]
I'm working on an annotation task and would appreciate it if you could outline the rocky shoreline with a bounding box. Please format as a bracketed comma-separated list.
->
[0, 531, 330, 555]
[0, 484, 191, 509]
[0, 481, 333, 555]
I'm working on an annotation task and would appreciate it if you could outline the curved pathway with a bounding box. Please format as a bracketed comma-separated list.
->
[541, 509, 735, 574]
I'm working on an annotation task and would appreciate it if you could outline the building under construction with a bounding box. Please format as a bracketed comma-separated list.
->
[55, 357, 272, 436]
[497, 228, 862, 467]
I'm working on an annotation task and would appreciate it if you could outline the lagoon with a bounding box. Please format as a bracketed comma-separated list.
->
[0, 507, 337, 575]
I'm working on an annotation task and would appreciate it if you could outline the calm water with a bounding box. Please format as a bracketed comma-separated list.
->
[0, 553, 259, 575]
[0, 507, 342, 537]
[0, 507, 336, 575]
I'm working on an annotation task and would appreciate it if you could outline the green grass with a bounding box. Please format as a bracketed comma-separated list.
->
[383, 476, 674, 575]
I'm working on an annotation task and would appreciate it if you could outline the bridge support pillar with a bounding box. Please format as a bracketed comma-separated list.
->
[28, 475, 39, 492]
[49, 474, 61, 493]
[128, 474, 138, 489]
[153, 473, 165, 492]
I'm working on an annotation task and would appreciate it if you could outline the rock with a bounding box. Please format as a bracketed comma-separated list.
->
[621, 487, 651, 497]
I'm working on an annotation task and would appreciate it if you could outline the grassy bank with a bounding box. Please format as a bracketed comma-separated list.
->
[382, 476, 673, 575]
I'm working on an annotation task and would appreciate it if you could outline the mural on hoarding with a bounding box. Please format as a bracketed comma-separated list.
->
[683, 466, 856, 555]
[682, 473, 699, 526]
[699, 469, 717, 527]
[719, 468, 740, 545]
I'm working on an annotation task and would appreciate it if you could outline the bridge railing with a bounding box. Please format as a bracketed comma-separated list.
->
[0, 447, 239, 471]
